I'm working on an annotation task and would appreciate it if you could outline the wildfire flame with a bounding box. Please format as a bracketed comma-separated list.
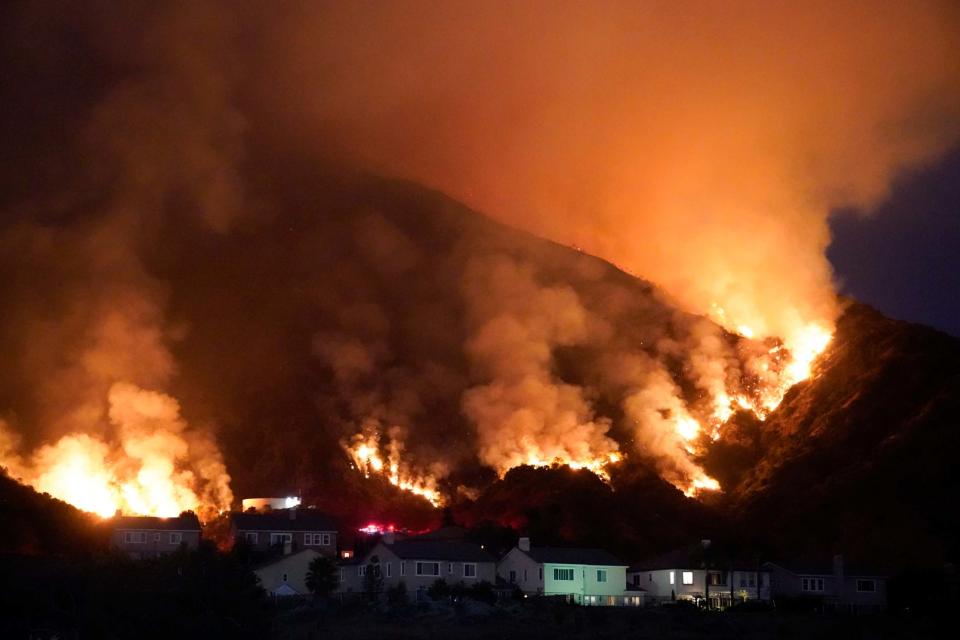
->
[0, 383, 232, 520]
[344, 430, 445, 507]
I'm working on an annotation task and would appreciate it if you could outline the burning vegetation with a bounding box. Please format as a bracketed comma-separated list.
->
[1, 1, 958, 515]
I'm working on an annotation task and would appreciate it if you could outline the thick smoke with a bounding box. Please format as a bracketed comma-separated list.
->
[263, 0, 960, 346]
[1, 1, 959, 509]
[461, 255, 619, 474]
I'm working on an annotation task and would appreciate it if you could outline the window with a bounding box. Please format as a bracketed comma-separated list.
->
[169, 532, 182, 545]
[649, 573, 652, 583]
[748, 574, 756, 588]
[539, 567, 543, 580]
[597, 570, 607, 582]
[682, 571, 694, 585]
[244, 532, 258, 544]
[463, 563, 477, 578]
[304, 533, 332, 546]
[524, 569, 528, 582]
[740, 574, 747, 587]
[358, 565, 366, 577]
[708, 572, 726, 586]
[400, 562, 405, 576]
[669, 571, 675, 585]
[386, 563, 391, 578]
[270, 533, 292, 546]
[282, 573, 288, 582]
[553, 568, 575, 581]
[124, 531, 147, 544]
[339, 568, 344, 583]
[509, 570, 516, 584]
[416, 562, 440, 576]
[448, 562, 453, 574]
[856, 580, 876, 593]
[801, 577, 824, 592]
[154, 533, 161, 542]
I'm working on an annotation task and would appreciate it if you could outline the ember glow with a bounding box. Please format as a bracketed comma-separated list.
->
[0, 384, 232, 520]
[344, 430, 445, 507]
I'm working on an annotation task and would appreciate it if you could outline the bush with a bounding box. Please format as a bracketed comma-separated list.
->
[386, 581, 409, 606]
[427, 579, 449, 601]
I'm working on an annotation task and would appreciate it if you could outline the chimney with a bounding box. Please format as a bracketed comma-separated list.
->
[833, 554, 845, 593]
[519, 537, 531, 552]
[383, 531, 395, 545]
[289, 507, 297, 521]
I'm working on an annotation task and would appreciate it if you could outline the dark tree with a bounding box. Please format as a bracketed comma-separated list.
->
[305, 555, 338, 598]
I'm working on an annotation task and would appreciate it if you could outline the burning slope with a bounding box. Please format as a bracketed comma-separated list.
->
[1, 1, 957, 514]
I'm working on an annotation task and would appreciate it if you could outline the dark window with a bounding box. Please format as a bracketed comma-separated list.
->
[856, 579, 876, 593]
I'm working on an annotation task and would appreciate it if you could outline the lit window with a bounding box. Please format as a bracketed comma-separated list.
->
[856, 580, 876, 593]
[597, 570, 607, 582]
[416, 562, 440, 576]
[463, 563, 477, 578]
[669, 571, 675, 585]
[169, 533, 182, 544]
[553, 568, 575, 581]
[682, 571, 694, 585]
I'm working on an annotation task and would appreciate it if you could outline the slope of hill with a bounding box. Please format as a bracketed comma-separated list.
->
[712, 303, 960, 566]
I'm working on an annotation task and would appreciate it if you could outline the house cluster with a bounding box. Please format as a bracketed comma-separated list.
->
[110, 503, 887, 613]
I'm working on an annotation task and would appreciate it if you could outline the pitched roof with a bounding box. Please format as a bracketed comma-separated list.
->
[253, 548, 320, 571]
[231, 509, 337, 532]
[111, 514, 201, 531]
[377, 539, 494, 563]
[523, 547, 626, 567]
[630, 546, 768, 572]
[762, 559, 888, 578]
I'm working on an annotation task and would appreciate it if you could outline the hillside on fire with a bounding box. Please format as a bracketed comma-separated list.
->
[3, 167, 959, 568]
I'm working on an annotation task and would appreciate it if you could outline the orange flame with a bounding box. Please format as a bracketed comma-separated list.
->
[345, 431, 445, 507]
[0, 383, 232, 520]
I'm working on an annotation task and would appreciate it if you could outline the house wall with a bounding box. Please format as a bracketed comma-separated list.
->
[496, 548, 544, 593]
[766, 563, 885, 611]
[111, 529, 200, 559]
[255, 550, 320, 596]
[338, 543, 496, 596]
[234, 528, 337, 555]
[632, 568, 771, 603]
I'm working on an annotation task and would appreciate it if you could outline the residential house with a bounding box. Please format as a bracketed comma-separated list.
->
[339, 534, 496, 599]
[255, 549, 321, 597]
[628, 543, 771, 608]
[763, 555, 887, 613]
[497, 537, 639, 606]
[230, 508, 338, 556]
[110, 513, 201, 559]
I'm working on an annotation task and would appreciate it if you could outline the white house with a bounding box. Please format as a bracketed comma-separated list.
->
[338, 535, 496, 598]
[497, 537, 640, 606]
[763, 555, 887, 613]
[255, 548, 321, 597]
[628, 543, 771, 608]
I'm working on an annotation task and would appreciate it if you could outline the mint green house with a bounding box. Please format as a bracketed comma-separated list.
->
[497, 538, 642, 606]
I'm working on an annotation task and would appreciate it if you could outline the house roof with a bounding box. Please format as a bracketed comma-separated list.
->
[376, 539, 494, 563]
[629, 546, 766, 572]
[523, 547, 626, 567]
[253, 548, 320, 571]
[231, 509, 337, 532]
[111, 514, 201, 531]
[762, 559, 888, 578]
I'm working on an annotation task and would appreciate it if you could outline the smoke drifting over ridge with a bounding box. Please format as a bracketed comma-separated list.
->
[267, 0, 960, 344]
[0, 1, 958, 512]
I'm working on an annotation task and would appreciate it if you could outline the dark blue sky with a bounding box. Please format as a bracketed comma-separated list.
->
[828, 146, 960, 338]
